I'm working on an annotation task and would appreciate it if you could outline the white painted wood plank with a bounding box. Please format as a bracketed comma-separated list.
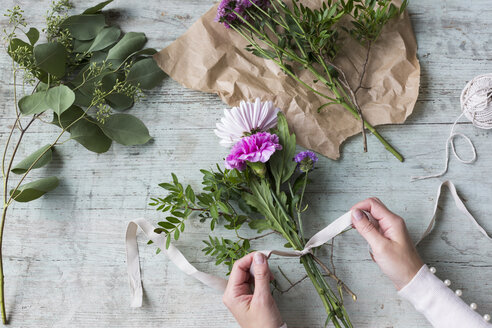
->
[0, 0, 491, 327]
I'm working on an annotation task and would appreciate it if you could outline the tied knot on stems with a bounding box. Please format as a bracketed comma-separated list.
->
[297, 248, 313, 256]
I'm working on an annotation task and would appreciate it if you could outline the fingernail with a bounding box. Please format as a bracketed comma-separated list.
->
[254, 252, 265, 264]
[353, 209, 364, 221]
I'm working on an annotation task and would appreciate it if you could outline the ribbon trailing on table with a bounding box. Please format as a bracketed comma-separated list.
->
[126, 180, 491, 308]
[415, 180, 491, 245]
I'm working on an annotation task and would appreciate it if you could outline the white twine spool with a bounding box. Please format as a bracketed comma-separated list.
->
[412, 74, 492, 181]
[461, 74, 492, 128]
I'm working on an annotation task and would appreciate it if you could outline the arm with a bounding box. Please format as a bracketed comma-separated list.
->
[398, 264, 490, 328]
[351, 198, 491, 328]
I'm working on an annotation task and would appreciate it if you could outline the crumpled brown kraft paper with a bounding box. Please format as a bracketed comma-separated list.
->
[154, 0, 420, 160]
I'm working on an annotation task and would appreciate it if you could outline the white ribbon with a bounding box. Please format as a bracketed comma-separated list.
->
[126, 180, 491, 308]
[126, 218, 228, 307]
[415, 180, 491, 245]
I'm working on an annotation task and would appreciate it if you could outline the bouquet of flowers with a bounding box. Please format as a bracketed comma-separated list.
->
[149, 99, 355, 327]
[215, 0, 408, 161]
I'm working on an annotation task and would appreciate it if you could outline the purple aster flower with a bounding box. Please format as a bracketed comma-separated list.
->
[225, 132, 282, 171]
[294, 151, 319, 172]
[215, 0, 269, 28]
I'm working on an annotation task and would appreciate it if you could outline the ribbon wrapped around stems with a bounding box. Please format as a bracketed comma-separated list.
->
[126, 180, 491, 308]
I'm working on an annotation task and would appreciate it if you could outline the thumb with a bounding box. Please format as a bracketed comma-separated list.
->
[352, 209, 387, 249]
[252, 252, 271, 298]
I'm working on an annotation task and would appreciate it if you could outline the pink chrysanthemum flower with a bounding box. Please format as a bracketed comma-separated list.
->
[225, 132, 282, 171]
[215, 98, 280, 147]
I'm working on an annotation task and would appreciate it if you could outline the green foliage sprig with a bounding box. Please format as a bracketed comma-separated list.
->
[150, 113, 356, 327]
[0, 0, 165, 323]
[218, 0, 408, 161]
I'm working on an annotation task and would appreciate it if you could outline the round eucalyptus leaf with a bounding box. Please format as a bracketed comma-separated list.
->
[100, 114, 151, 145]
[105, 93, 134, 111]
[52, 105, 85, 130]
[34, 42, 67, 78]
[90, 51, 108, 63]
[73, 90, 93, 108]
[106, 32, 146, 61]
[104, 48, 157, 67]
[18, 91, 50, 115]
[37, 82, 49, 92]
[61, 14, 106, 41]
[100, 73, 134, 111]
[70, 119, 112, 153]
[70, 63, 91, 87]
[126, 58, 166, 89]
[10, 176, 59, 203]
[88, 26, 121, 52]
[25, 27, 40, 45]
[73, 39, 94, 53]
[129, 48, 157, 57]
[11, 144, 53, 175]
[83, 0, 114, 14]
[8, 38, 32, 54]
[45, 85, 76, 115]
[101, 72, 119, 92]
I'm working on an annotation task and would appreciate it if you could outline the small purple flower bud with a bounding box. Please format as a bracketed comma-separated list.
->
[293, 151, 318, 172]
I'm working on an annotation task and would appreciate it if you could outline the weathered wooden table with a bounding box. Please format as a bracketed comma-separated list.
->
[0, 0, 491, 327]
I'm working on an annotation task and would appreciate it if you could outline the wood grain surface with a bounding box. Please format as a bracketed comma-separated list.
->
[0, 0, 491, 327]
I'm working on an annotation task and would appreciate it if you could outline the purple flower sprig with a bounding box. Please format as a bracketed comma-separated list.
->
[215, 0, 269, 28]
[294, 151, 318, 173]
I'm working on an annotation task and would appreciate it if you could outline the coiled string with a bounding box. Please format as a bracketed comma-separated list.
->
[412, 74, 492, 181]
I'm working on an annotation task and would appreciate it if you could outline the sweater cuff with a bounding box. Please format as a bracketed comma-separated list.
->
[398, 265, 491, 328]
[279, 323, 287, 328]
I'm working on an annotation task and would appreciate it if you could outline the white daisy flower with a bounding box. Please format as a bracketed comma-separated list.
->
[214, 98, 281, 147]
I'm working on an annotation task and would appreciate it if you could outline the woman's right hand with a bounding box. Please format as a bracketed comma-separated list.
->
[222, 252, 283, 328]
[351, 198, 424, 290]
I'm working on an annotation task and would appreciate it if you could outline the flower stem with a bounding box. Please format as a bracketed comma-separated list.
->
[296, 173, 308, 242]
[230, 8, 404, 161]
[0, 205, 6, 324]
[302, 64, 403, 162]
[301, 254, 352, 328]
[270, 187, 352, 327]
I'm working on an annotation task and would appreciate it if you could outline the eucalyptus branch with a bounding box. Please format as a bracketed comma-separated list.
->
[1, 116, 20, 181]
[6, 109, 84, 205]
[1, 1, 165, 322]
[6, 73, 131, 204]
[3, 115, 38, 205]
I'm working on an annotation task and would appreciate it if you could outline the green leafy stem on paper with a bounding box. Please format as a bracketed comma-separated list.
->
[1, 0, 165, 324]
[150, 113, 356, 327]
[226, 0, 408, 161]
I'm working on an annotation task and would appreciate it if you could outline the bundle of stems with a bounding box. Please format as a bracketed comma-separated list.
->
[250, 178, 355, 328]
[220, 0, 407, 161]
[152, 113, 356, 327]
